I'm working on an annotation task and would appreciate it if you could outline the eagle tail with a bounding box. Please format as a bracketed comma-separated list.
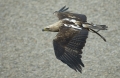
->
[83, 23, 108, 32]
[88, 23, 108, 31]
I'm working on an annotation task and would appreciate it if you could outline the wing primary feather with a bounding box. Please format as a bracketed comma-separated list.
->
[66, 53, 83, 72]
[67, 53, 82, 73]
[62, 7, 69, 12]
[64, 54, 81, 71]
[61, 54, 74, 64]
[60, 54, 79, 71]
[62, 54, 71, 62]
[67, 64, 77, 71]
[60, 55, 69, 63]
[59, 6, 66, 12]
[65, 53, 77, 65]
[67, 53, 84, 67]
[76, 65, 82, 73]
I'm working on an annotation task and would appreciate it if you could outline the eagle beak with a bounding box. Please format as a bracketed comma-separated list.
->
[42, 29, 45, 31]
[42, 28, 50, 31]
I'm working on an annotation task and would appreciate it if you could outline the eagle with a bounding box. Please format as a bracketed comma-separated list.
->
[42, 6, 107, 73]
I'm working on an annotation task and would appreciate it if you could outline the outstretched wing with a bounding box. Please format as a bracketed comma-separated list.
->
[53, 26, 89, 73]
[54, 6, 87, 22]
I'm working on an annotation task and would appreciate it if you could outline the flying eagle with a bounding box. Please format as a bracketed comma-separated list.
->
[42, 6, 107, 73]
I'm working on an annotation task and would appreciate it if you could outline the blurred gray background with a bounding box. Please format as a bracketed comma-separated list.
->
[0, 0, 120, 78]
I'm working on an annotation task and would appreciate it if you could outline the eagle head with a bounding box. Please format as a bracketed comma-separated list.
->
[42, 20, 63, 32]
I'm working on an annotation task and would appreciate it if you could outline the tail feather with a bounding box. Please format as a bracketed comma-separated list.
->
[82, 23, 108, 32]
[89, 24, 108, 30]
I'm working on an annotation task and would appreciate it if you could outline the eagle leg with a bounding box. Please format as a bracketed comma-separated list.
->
[89, 28, 106, 42]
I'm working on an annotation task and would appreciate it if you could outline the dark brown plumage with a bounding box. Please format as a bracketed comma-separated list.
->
[53, 6, 107, 41]
[54, 6, 87, 22]
[53, 26, 89, 72]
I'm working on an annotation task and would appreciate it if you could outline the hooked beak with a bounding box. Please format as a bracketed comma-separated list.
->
[42, 28, 50, 31]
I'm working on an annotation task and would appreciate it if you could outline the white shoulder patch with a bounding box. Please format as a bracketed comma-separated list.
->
[70, 19, 76, 23]
[64, 24, 82, 30]
[63, 18, 77, 23]
[64, 24, 68, 26]
[70, 25, 82, 30]
[82, 24, 87, 28]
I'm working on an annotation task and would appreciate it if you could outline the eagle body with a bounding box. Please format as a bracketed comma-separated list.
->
[42, 6, 107, 73]
[54, 26, 78, 45]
